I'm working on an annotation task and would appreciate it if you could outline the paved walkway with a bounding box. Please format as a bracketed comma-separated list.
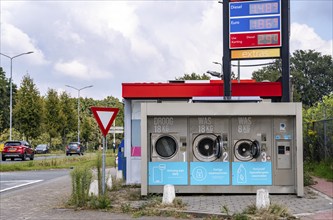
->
[304, 176, 333, 220]
[311, 176, 333, 198]
[1, 169, 332, 220]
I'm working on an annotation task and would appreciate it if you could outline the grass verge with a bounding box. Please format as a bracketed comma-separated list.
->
[304, 159, 333, 185]
[0, 153, 115, 172]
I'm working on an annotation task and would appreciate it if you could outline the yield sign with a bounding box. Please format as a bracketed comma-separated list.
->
[91, 107, 119, 137]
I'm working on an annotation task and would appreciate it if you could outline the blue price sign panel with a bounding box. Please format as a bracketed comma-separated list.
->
[190, 162, 230, 185]
[230, 16, 280, 33]
[230, 0, 280, 17]
[231, 162, 272, 185]
[148, 162, 188, 185]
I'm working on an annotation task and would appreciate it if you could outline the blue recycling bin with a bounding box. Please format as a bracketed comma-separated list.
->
[117, 140, 126, 179]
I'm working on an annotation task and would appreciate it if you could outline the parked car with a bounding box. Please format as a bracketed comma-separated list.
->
[2, 141, 34, 161]
[0, 142, 4, 152]
[66, 142, 84, 156]
[35, 144, 50, 154]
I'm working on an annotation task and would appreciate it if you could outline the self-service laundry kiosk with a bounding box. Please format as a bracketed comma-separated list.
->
[141, 102, 303, 196]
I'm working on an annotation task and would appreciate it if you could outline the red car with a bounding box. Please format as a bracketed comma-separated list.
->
[2, 141, 35, 161]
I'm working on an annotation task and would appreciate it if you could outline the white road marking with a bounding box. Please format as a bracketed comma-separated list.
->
[0, 180, 43, 192]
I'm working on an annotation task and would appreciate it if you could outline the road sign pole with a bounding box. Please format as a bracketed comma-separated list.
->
[102, 135, 106, 194]
[90, 106, 120, 195]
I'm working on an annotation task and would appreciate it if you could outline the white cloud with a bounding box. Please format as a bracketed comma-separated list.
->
[291, 23, 333, 56]
[54, 21, 84, 45]
[0, 1, 332, 100]
[1, 22, 47, 66]
[70, 2, 138, 38]
[54, 60, 111, 80]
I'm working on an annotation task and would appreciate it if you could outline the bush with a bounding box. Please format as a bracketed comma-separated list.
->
[69, 165, 93, 207]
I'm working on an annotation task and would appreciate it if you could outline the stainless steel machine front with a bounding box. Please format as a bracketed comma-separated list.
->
[141, 102, 303, 196]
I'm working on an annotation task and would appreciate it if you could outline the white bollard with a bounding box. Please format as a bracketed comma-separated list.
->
[256, 188, 270, 209]
[162, 184, 175, 204]
[89, 180, 99, 196]
[106, 173, 113, 189]
[116, 170, 123, 180]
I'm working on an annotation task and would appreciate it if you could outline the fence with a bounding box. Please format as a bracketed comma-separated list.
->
[304, 118, 333, 162]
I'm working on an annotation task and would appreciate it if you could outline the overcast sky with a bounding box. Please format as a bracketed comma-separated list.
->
[1, 0, 332, 100]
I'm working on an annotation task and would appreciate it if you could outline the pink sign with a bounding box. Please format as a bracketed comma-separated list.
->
[131, 146, 141, 157]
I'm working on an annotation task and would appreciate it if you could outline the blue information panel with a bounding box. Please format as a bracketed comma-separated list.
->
[148, 162, 188, 185]
[190, 162, 230, 185]
[232, 162, 272, 185]
[230, 16, 280, 33]
[230, 0, 281, 17]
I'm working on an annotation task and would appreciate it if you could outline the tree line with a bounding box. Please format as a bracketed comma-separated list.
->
[0, 68, 124, 149]
[1, 49, 332, 157]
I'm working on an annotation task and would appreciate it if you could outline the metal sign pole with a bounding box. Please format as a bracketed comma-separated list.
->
[281, 0, 290, 102]
[102, 135, 106, 194]
[223, 0, 231, 98]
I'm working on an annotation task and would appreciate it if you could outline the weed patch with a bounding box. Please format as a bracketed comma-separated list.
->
[68, 165, 93, 207]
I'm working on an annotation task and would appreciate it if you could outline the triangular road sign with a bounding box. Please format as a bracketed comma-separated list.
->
[91, 107, 119, 137]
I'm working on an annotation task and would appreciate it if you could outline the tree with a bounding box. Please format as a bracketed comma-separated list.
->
[13, 74, 43, 141]
[252, 59, 281, 82]
[80, 116, 94, 147]
[252, 50, 333, 106]
[303, 94, 333, 161]
[0, 68, 9, 132]
[291, 50, 333, 106]
[175, 72, 211, 80]
[0, 67, 18, 134]
[59, 91, 77, 146]
[44, 88, 62, 148]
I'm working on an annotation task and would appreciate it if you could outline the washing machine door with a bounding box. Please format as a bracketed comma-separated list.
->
[234, 139, 261, 161]
[193, 134, 222, 162]
[154, 135, 178, 159]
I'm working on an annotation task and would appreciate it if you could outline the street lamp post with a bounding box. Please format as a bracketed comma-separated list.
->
[0, 51, 34, 140]
[65, 85, 93, 143]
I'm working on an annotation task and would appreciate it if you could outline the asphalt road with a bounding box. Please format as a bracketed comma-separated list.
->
[0, 169, 70, 194]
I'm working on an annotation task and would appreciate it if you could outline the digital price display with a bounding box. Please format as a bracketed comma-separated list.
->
[249, 18, 279, 30]
[258, 33, 279, 45]
[249, 2, 279, 15]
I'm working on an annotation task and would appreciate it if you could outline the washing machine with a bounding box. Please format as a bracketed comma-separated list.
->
[189, 117, 230, 162]
[192, 133, 223, 162]
[151, 133, 185, 162]
[231, 117, 272, 163]
[233, 139, 261, 162]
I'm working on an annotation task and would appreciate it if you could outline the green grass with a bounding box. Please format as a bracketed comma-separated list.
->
[311, 160, 333, 181]
[0, 152, 116, 172]
[304, 159, 333, 182]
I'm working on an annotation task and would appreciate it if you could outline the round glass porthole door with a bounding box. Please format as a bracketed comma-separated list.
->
[155, 135, 178, 159]
[193, 134, 219, 162]
[234, 139, 260, 161]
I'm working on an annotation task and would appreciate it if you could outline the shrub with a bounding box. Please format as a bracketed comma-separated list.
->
[69, 165, 93, 207]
